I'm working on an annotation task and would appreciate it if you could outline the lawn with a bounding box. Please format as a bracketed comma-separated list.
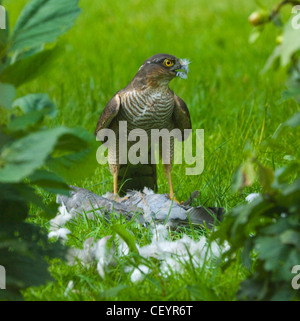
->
[2, 0, 300, 301]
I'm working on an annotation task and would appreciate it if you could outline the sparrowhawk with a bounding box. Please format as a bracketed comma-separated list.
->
[95, 53, 191, 198]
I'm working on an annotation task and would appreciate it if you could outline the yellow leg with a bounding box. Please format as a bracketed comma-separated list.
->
[165, 164, 174, 200]
[113, 172, 118, 196]
[168, 171, 174, 199]
[165, 164, 181, 204]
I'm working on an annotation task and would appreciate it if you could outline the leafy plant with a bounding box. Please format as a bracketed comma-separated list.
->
[214, 131, 300, 300]
[249, 0, 300, 102]
[213, 1, 300, 301]
[0, 0, 98, 299]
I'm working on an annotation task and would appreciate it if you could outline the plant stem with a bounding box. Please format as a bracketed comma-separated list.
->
[269, 0, 300, 21]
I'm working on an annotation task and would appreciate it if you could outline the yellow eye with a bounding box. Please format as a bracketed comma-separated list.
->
[163, 59, 174, 67]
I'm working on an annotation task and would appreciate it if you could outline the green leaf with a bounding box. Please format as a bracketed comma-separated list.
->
[112, 224, 139, 255]
[46, 127, 98, 182]
[237, 277, 269, 301]
[272, 111, 300, 139]
[261, 218, 290, 236]
[280, 87, 300, 103]
[7, 111, 46, 132]
[9, 0, 80, 53]
[231, 165, 243, 192]
[0, 126, 86, 183]
[280, 230, 300, 248]
[0, 183, 29, 223]
[0, 82, 16, 109]
[12, 93, 56, 117]
[254, 236, 287, 272]
[0, 47, 60, 87]
[28, 169, 70, 195]
[273, 163, 300, 187]
[7, 93, 57, 131]
[0, 221, 65, 300]
[256, 162, 274, 193]
[11, 44, 44, 63]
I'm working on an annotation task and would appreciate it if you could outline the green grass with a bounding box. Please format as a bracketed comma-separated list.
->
[3, 0, 300, 300]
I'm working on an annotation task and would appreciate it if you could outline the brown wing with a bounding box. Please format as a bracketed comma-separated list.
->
[94, 94, 121, 135]
[172, 94, 192, 136]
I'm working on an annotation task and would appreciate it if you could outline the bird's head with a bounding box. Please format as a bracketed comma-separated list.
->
[133, 53, 190, 89]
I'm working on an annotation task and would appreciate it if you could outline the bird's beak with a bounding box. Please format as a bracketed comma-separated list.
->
[175, 58, 190, 79]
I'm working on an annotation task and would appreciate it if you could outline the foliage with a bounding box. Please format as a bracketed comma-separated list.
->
[215, 124, 300, 300]
[0, 0, 98, 300]
[214, 1, 300, 301]
[1, 0, 298, 301]
[249, 0, 300, 102]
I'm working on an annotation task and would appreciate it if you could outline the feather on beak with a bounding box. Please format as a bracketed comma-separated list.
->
[176, 58, 191, 79]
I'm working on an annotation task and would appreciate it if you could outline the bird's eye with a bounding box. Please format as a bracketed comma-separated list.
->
[163, 59, 174, 67]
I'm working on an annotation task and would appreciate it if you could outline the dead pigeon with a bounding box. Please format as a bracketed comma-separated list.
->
[56, 186, 224, 228]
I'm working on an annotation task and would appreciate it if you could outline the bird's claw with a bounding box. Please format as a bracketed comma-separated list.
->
[168, 194, 182, 205]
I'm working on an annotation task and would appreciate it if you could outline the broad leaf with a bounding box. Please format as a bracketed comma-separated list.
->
[28, 169, 70, 195]
[46, 127, 98, 182]
[0, 221, 65, 300]
[9, 0, 80, 53]
[7, 93, 57, 131]
[7, 111, 48, 131]
[1, 47, 60, 87]
[0, 126, 86, 183]
[256, 162, 274, 193]
[0, 82, 16, 109]
[112, 224, 139, 255]
[12, 93, 56, 117]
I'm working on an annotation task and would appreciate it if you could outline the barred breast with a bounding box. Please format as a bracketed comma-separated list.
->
[117, 88, 175, 132]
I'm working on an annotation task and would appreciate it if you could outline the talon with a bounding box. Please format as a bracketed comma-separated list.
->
[168, 194, 181, 204]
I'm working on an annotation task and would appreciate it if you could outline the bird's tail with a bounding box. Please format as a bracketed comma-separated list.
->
[117, 147, 157, 195]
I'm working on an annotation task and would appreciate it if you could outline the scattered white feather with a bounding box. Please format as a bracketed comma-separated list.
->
[177, 58, 191, 79]
[143, 187, 155, 195]
[48, 228, 71, 240]
[93, 236, 115, 279]
[246, 193, 260, 203]
[116, 235, 130, 256]
[50, 203, 72, 230]
[180, 58, 191, 71]
[67, 237, 96, 264]
[131, 265, 150, 283]
[48, 203, 72, 241]
[130, 225, 226, 282]
[64, 280, 74, 297]
[152, 224, 169, 243]
[176, 71, 188, 79]
[60, 211, 226, 282]
[68, 236, 115, 278]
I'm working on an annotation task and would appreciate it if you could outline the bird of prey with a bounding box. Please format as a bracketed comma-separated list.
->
[95, 53, 191, 198]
